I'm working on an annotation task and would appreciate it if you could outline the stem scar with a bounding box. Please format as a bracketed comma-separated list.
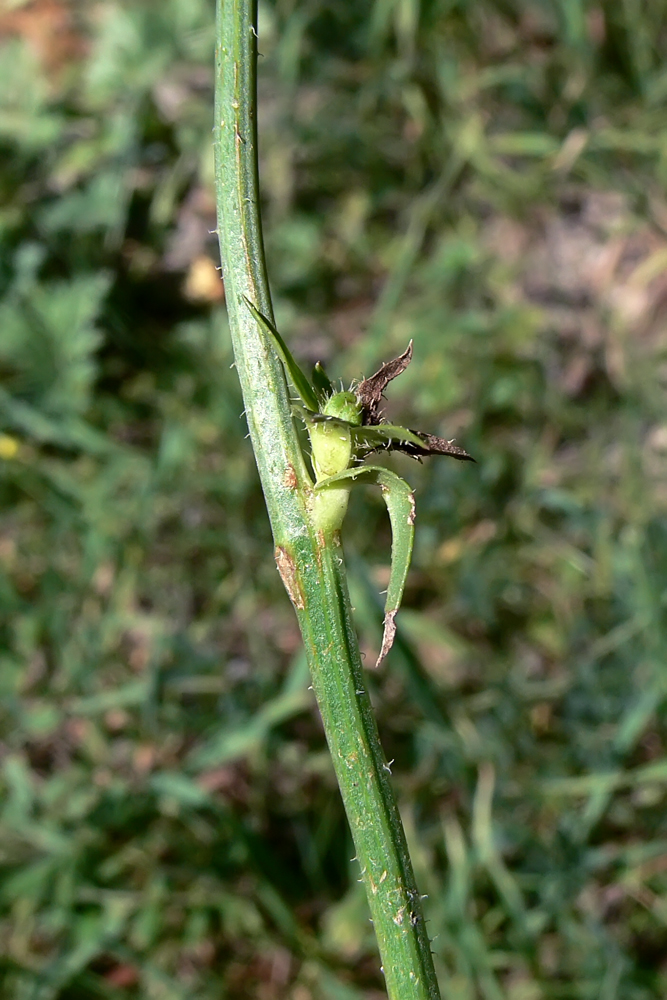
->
[275, 546, 305, 610]
[283, 463, 298, 489]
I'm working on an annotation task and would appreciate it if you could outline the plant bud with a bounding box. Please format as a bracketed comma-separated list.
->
[310, 391, 362, 480]
[322, 391, 362, 425]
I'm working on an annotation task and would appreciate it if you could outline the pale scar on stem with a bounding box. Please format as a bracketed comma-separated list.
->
[283, 463, 298, 489]
[275, 546, 305, 610]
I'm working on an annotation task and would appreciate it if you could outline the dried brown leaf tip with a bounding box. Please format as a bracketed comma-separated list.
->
[393, 431, 475, 462]
[357, 342, 414, 425]
[356, 342, 475, 463]
[377, 609, 397, 669]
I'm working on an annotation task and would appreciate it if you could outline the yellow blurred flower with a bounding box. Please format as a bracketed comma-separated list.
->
[0, 434, 19, 460]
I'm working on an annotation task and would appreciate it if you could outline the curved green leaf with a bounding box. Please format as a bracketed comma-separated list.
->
[315, 465, 415, 666]
[243, 297, 320, 412]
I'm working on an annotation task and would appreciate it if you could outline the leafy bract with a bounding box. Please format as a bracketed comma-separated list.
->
[243, 297, 320, 412]
[293, 405, 423, 447]
[293, 405, 474, 462]
[312, 362, 333, 404]
[315, 465, 415, 665]
[351, 423, 433, 453]
[393, 431, 474, 461]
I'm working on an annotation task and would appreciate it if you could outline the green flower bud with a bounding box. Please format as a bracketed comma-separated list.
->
[322, 390, 362, 425]
[308, 391, 362, 533]
[310, 391, 362, 481]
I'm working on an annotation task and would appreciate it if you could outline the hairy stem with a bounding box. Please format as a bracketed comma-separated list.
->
[214, 2, 442, 996]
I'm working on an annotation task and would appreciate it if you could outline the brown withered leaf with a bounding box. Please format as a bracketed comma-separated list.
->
[355, 341, 474, 461]
[357, 342, 413, 424]
[394, 431, 475, 462]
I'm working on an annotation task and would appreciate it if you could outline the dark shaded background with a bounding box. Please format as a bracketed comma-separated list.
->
[1, 1, 667, 997]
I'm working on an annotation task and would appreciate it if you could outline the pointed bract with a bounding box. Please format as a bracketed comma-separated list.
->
[315, 465, 415, 665]
[243, 297, 320, 412]
[293, 407, 475, 462]
[351, 423, 429, 453]
[391, 430, 475, 462]
[357, 342, 413, 424]
[312, 362, 334, 404]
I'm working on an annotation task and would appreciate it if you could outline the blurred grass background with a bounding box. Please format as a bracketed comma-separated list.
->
[1, 0, 667, 997]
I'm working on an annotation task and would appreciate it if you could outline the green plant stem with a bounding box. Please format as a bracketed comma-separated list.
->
[214, 2, 442, 996]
